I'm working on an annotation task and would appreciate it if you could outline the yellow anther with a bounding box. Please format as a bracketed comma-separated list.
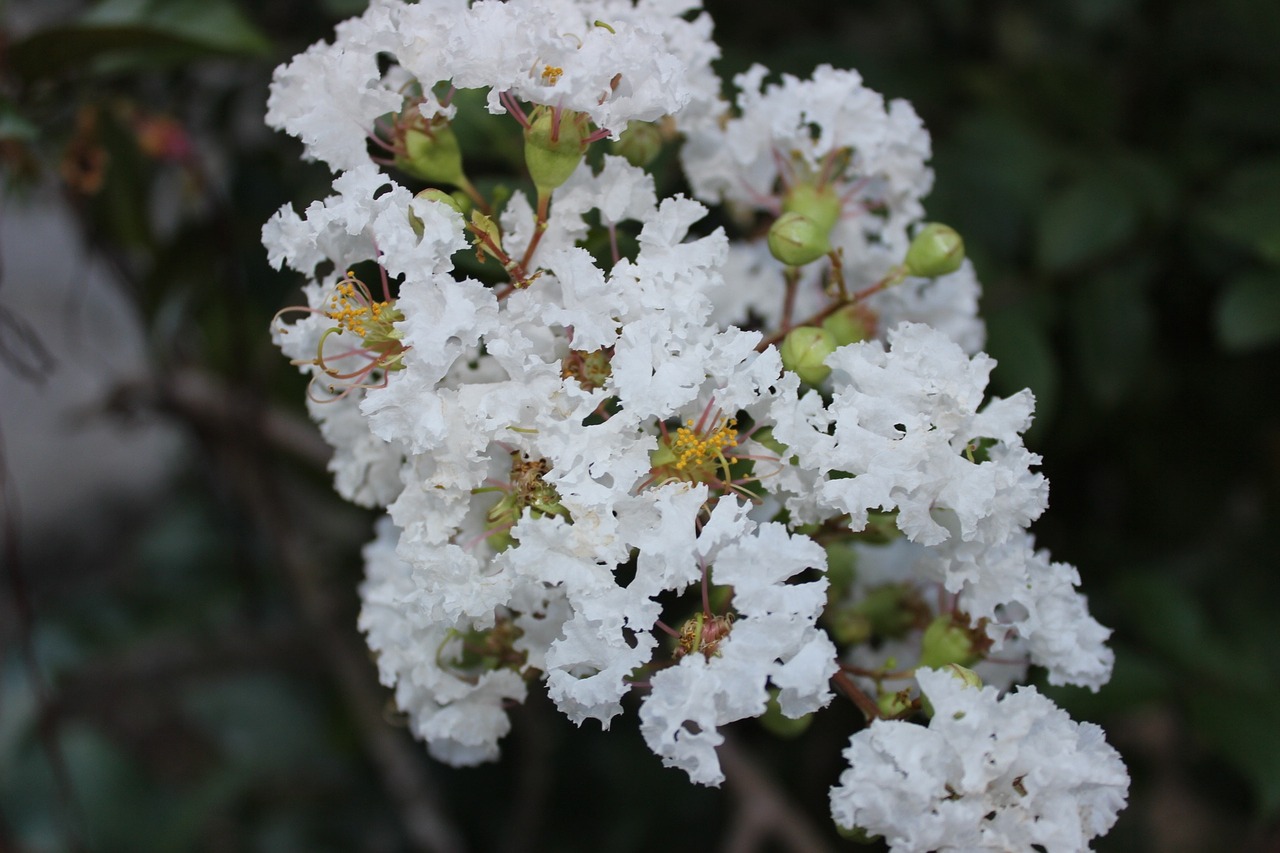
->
[541, 65, 564, 86]
[670, 416, 738, 472]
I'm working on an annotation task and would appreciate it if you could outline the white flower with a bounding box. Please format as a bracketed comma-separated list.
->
[769, 322, 1048, 546]
[638, 506, 836, 786]
[829, 667, 1129, 852]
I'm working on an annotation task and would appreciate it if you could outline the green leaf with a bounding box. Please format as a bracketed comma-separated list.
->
[1037, 177, 1139, 273]
[1215, 271, 1280, 351]
[7, 0, 269, 78]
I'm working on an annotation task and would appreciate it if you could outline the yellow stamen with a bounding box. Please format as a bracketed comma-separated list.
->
[541, 65, 564, 86]
[670, 416, 738, 473]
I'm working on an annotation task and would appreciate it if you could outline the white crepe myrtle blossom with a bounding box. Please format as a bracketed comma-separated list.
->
[266, 1, 1128, 845]
[830, 667, 1129, 852]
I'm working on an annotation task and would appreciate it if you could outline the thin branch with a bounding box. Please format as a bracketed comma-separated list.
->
[719, 734, 835, 853]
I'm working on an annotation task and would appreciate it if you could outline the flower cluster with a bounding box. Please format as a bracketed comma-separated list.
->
[265, 0, 1128, 846]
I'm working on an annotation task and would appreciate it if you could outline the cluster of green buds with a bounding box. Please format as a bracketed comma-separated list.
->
[767, 170, 844, 267]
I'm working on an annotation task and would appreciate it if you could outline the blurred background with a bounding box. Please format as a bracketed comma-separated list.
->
[1, 0, 1278, 849]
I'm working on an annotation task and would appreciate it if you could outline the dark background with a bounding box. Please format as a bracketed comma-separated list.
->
[2, 0, 1279, 849]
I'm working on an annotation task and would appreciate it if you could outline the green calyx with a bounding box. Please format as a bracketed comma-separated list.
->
[903, 223, 965, 278]
[779, 325, 836, 385]
[395, 114, 468, 187]
[525, 106, 588, 194]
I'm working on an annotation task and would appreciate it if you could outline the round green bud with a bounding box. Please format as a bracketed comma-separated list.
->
[782, 182, 842, 234]
[779, 325, 836, 385]
[904, 223, 965, 278]
[821, 303, 872, 347]
[395, 120, 466, 187]
[610, 120, 663, 168]
[767, 212, 831, 267]
[525, 107, 586, 194]
[918, 614, 980, 670]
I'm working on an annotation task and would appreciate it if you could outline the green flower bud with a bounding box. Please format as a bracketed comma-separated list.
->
[610, 120, 663, 168]
[821, 303, 873, 347]
[395, 119, 467, 187]
[767, 212, 831, 267]
[779, 325, 836, 385]
[773, 322, 834, 381]
[410, 188, 464, 237]
[469, 210, 504, 260]
[759, 688, 813, 738]
[918, 614, 980, 670]
[782, 182, 842, 234]
[904, 223, 965, 278]
[525, 107, 587, 194]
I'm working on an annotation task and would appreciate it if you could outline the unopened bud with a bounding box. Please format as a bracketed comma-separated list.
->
[525, 107, 586, 194]
[768, 212, 830, 267]
[779, 325, 836, 385]
[610, 121, 663, 168]
[918, 614, 980, 670]
[904, 223, 965, 278]
[821, 303, 873, 347]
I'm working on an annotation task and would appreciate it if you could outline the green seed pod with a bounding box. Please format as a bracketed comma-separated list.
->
[767, 212, 831, 267]
[918, 614, 980, 670]
[779, 325, 836, 385]
[396, 119, 466, 187]
[821, 303, 873, 347]
[903, 223, 965, 278]
[525, 107, 586, 194]
[610, 120, 663, 168]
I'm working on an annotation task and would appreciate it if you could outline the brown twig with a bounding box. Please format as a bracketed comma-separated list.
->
[719, 734, 836, 853]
